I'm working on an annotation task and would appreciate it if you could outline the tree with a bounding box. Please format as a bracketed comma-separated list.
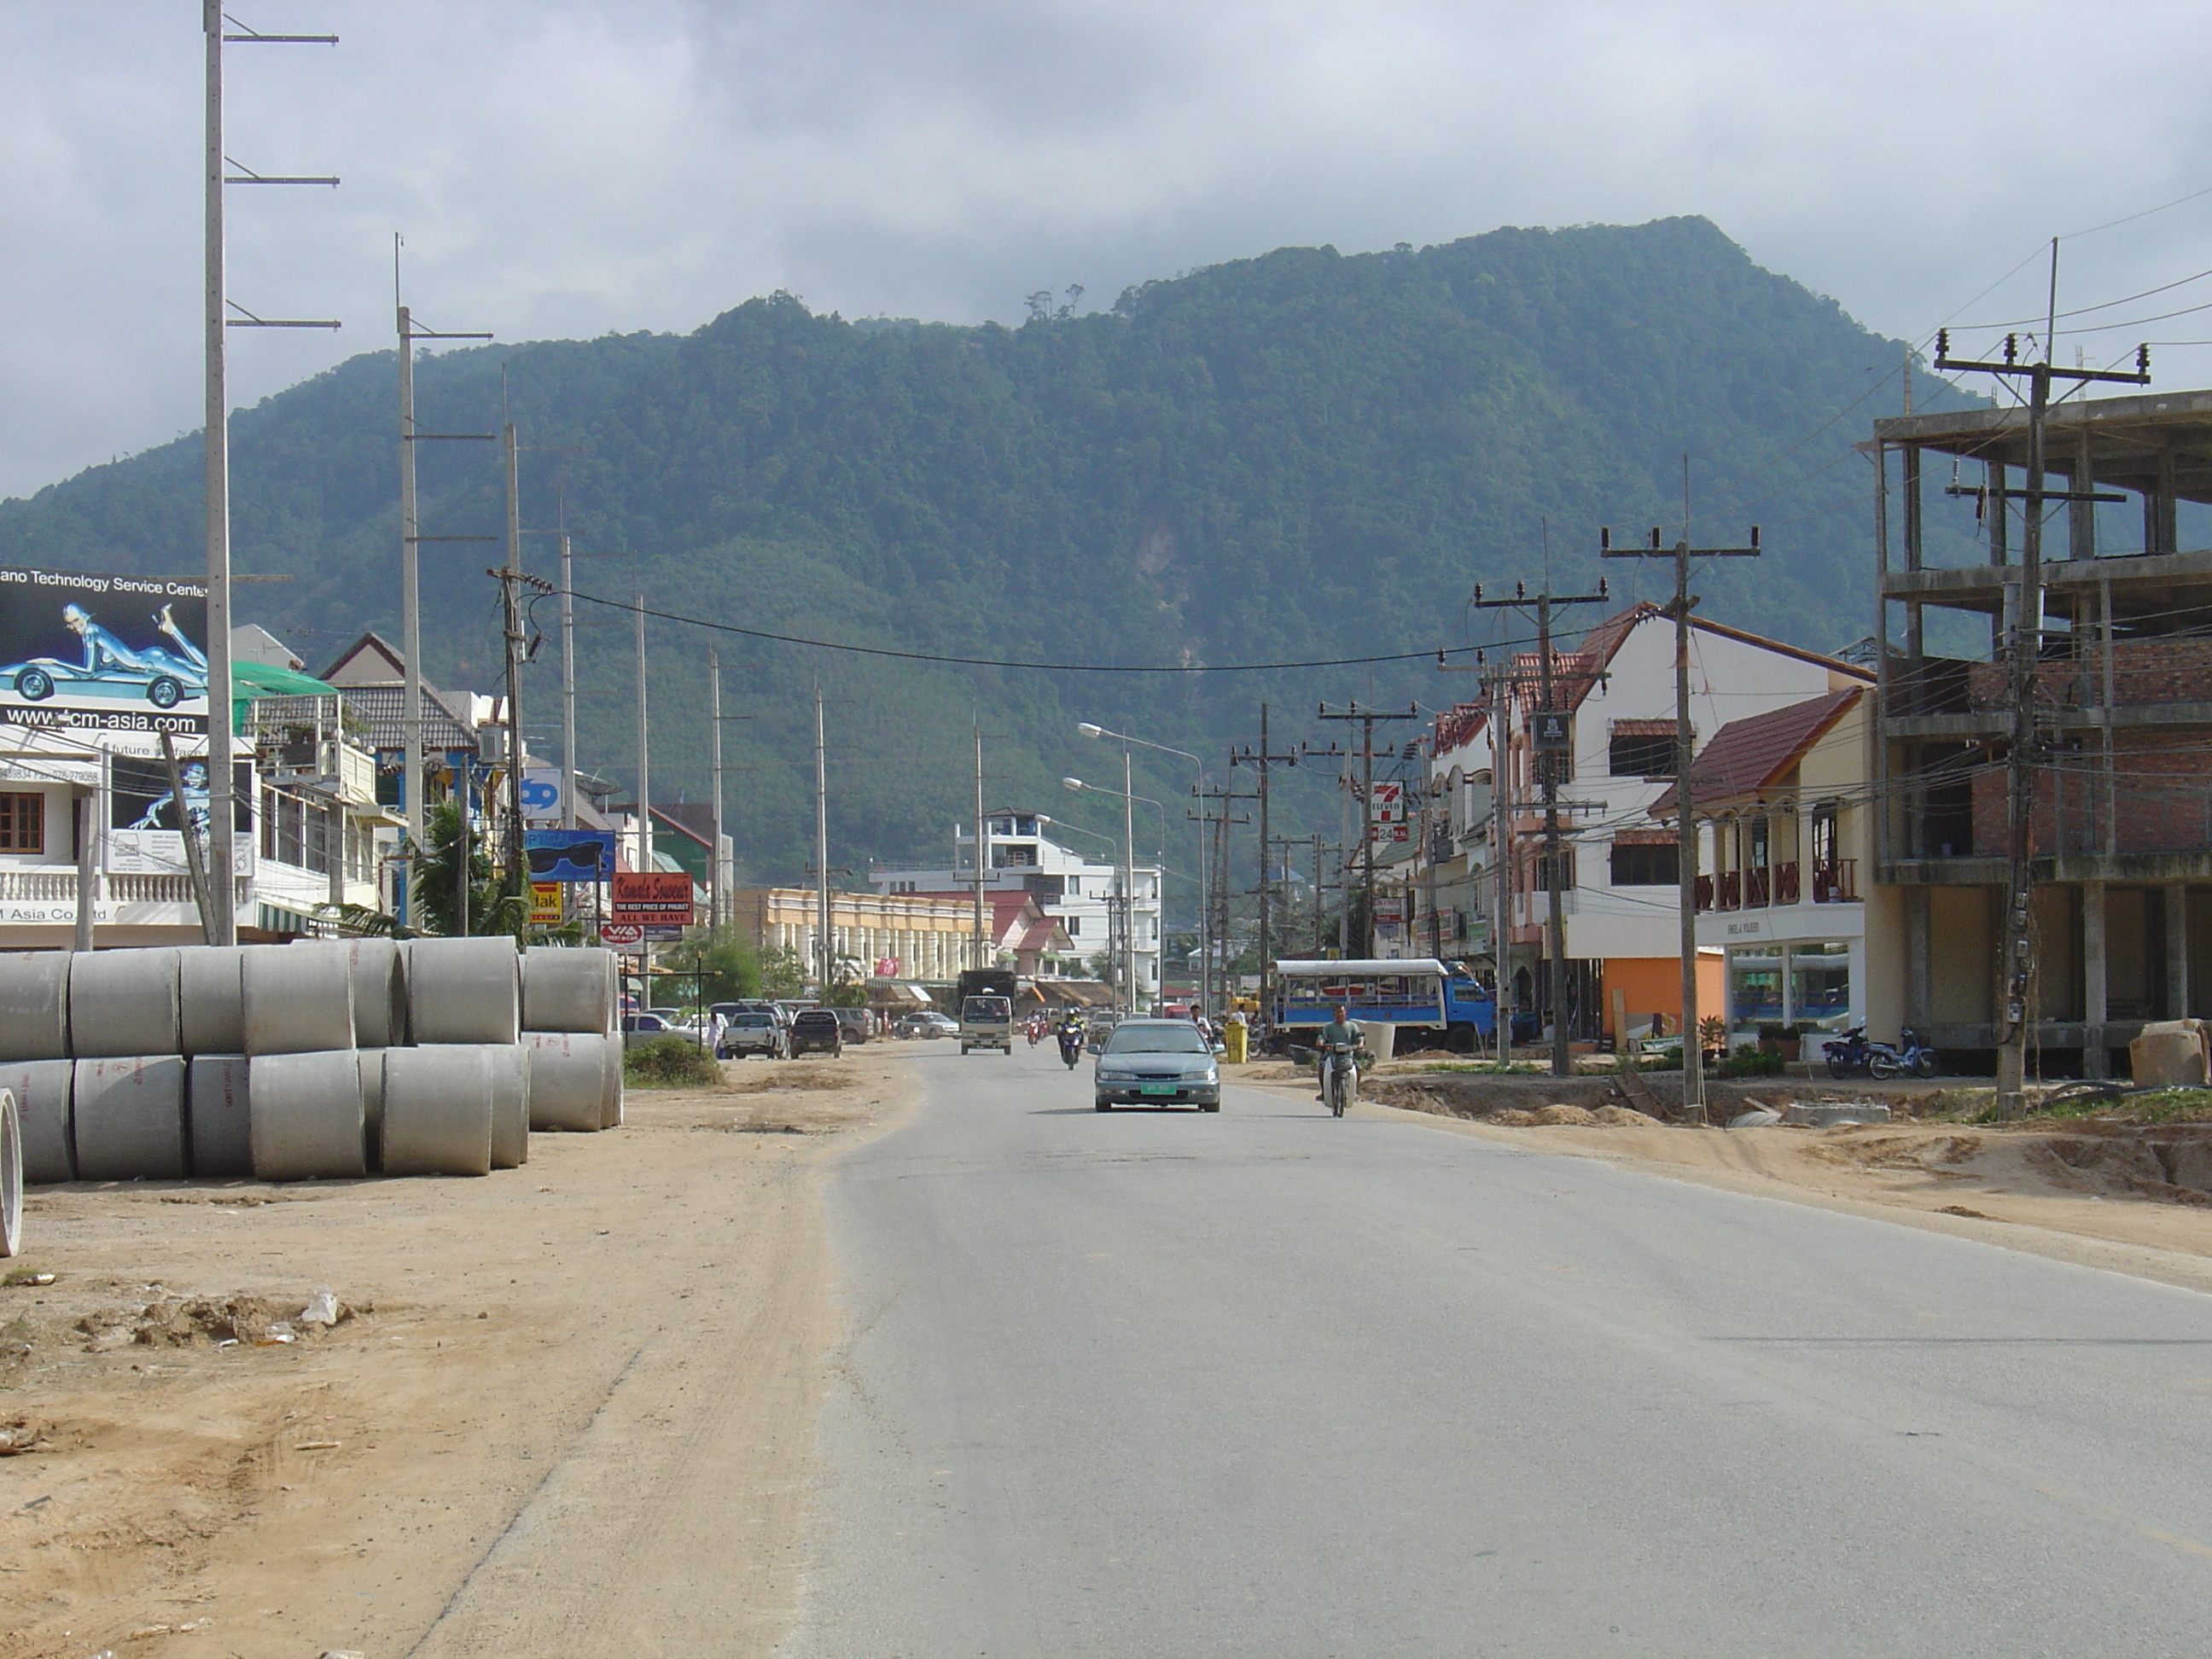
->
[758, 943, 806, 998]
[410, 799, 526, 938]
[659, 926, 762, 1004]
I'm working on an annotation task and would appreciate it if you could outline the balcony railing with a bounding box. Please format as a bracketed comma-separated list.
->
[1772, 861, 1800, 905]
[1744, 866, 1771, 908]
[1695, 874, 1714, 912]
[1716, 870, 1741, 911]
[1812, 859, 1860, 904]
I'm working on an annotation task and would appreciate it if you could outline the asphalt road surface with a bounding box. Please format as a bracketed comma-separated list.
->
[784, 1044, 2212, 1657]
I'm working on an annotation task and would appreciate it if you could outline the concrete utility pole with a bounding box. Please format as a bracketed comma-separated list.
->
[1601, 499, 1761, 1124]
[1491, 661, 1514, 1068]
[1311, 702, 1419, 952]
[500, 422, 527, 905]
[1472, 579, 1609, 1077]
[708, 652, 724, 933]
[1231, 706, 1301, 1020]
[815, 684, 832, 992]
[1192, 782, 1254, 1006]
[1937, 303, 2150, 1117]
[1120, 743, 1137, 1010]
[560, 534, 578, 831]
[205, 4, 338, 945]
[973, 725, 987, 971]
[633, 595, 651, 877]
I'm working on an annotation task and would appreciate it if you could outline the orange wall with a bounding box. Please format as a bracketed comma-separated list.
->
[1604, 955, 1724, 1038]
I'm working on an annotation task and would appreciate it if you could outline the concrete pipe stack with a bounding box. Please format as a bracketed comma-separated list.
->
[3, 939, 621, 1188]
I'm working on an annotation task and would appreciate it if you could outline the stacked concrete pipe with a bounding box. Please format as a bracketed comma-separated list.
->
[521, 946, 624, 1131]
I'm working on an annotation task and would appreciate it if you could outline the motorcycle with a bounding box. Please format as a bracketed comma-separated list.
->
[1056, 1027, 1084, 1070]
[1318, 1039, 1359, 1117]
[1823, 1026, 1938, 1080]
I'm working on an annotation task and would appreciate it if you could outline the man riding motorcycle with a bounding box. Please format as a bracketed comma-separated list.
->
[1314, 1003, 1363, 1115]
[1055, 1016, 1086, 1070]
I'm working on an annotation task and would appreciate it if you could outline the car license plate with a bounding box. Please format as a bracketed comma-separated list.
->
[1139, 1084, 1179, 1097]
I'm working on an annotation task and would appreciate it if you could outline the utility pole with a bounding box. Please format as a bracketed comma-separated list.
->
[1937, 311, 2150, 1116]
[1471, 579, 1609, 1077]
[1491, 661, 1514, 1068]
[973, 725, 987, 972]
[560, 533, 578, 831]
[500, 423, 527, 906]
[1600, 502, 1761, 1123]
[1231, 705, 1301, 1022]
[709, 652, 725, 933]
[1192, 782, 1255, 1007]
[633, 595, 651, 877]
[815, 684, 832, 992]
[1311, 702, 1419, 953]
[393, 247, 491, 926]
[1119, 742, 1137, 1011]
[206, 6, 338, 946]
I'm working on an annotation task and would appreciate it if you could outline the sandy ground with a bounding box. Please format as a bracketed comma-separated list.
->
[1228, 1062, 2212, 1297]
[0, 1048, 912, 1659]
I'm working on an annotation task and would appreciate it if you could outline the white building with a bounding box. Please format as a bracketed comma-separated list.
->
[871, 812, 1163, 1002]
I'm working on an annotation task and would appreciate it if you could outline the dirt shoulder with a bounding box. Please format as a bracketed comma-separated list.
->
[0, 1048, 915, 1659]
[1226, 1062, 2212, 1296]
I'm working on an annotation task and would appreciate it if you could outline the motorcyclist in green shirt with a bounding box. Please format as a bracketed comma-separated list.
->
[1315, 1004, 1362, 1103]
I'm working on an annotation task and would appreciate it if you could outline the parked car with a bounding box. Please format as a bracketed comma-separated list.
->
[648, 1006, 714, 1047]
[716, 1010, 788, 1060]
[1093, 1019, 1221, 1112]
[713, 999, 789, 1028]
[895, 1010, 958, 1039]
[620, 1011, 674, 1051]
[786, 1009, 844, 1058]
[830, 1007, 873, 1045]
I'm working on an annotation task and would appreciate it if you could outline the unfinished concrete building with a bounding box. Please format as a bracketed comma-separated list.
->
[1871, 389, 2212, 1074]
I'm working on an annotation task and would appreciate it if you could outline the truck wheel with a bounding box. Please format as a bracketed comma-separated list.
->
[1446, 1024, 1476, 1055]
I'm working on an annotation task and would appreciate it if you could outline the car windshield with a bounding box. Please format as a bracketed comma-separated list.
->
[963, 996, 1010, 1019]
[730, 1015, 774, 1027]
[1104, 1024, 1210, 1055]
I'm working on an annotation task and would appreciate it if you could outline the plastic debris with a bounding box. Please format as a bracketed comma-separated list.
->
[298, 1289, 340, 1326]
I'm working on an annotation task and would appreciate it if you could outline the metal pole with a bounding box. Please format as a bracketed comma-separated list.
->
[709, 650, 723, 932]
[559, 533, 576, 831]
[500, 422, 525, 907]
[1195, 761, 1209, 1019]
[1539, 593, 1569, 1078]
[455, 754, 470, 937]
[1674, 540, 1704, 1118]
[633, 594, 650, 876]
[1255, 703, 1271, 1017]
[398, 300, 422, 925]
[1122, 744, 1137, 1013]
[201, 2, 236, 946]
[73, 780, 100, 952]
[1491, 664, 1512, 1068]
[815, 683, 830, 991]
[972, 725, 987, 970]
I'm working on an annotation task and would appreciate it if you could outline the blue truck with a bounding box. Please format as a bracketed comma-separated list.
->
[1272, 958, 1517, 1054]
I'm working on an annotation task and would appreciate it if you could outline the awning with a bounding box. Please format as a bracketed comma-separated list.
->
[234, 661, 341, 725]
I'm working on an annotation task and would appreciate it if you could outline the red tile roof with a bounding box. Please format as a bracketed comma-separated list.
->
[1649, 688, 1861, 817]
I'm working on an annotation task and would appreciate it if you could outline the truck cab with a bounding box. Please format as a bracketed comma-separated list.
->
[956, 968, 1019, 1055]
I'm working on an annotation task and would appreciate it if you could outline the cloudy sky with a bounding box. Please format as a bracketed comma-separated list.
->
[4, 0, 2210, 500]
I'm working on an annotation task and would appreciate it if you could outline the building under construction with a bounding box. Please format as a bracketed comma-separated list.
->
[1872, 388, 2212, 1074]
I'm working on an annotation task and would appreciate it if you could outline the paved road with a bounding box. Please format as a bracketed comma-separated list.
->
[785, 1045, 2212, 1657]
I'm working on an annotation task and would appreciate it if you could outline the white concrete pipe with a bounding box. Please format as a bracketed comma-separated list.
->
[178, 946, 247, 1056]
[187, 1055, 252, 1179]
[0, 1059, 75, 1184]
[356, 1050, 386, 1168]
[0, 1091, 21, 1257]
[247, 1051, 368, 1182]
[72, 1056, 187, 1180]
[242, 942, 354, 1057]
[521, 946, 617, 1035]
[68, 948, 181, 1059]
[602, 1036, 624, 1128]
[342, 939, 407, 1048]
[406, 938, 521, 1045]
[379, 1045, 493, 1178]
[486, 1043, 529, 1169]
[0, 952, 71, 1062]
[522, 1031, 615, 1132]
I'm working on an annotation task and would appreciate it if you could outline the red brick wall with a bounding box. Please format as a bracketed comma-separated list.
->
[1968, 731, 2212, 856]
[1967, 637, 2212, 711]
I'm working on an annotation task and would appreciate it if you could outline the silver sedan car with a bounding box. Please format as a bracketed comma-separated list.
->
[1092, 1019, 1221, 1112]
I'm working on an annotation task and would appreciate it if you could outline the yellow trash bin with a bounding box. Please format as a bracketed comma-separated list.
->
[1223, 1022, 1248, 1064]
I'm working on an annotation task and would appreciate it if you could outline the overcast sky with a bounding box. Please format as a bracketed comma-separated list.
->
[4, 0, 2210, 500]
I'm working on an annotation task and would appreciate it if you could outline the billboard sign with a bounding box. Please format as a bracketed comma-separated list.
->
[517, 766, 565, 822]
[529, 882, 565, 926]
[0, 568, 212, 736]
[525, 829, 616, 883]
[600, 922, 643, 947]
[611, 870, 692, 930]
[108, 755, 254, 876]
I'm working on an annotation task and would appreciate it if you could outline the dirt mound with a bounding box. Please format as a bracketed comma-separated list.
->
[723, 1063, 851, 1094]
[1592, 1104, 1662, 1126]
[1533, 1104, 1599, 1126]
[79, 1293, 364, 1352]
[1483, 1108, 1539, 1126]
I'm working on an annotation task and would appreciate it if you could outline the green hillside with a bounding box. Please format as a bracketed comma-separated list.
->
[0, 216, 1965, 887]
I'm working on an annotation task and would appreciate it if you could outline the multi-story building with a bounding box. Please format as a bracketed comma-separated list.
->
[1870, 387, 2212, 1073]
[871, 812, 1163, 1002]
[727, 887, 989, 985]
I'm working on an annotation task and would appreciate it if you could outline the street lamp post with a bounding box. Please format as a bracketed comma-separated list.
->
[1080, 722, 1208, 1018]
[1062, 773, 1161, 1016]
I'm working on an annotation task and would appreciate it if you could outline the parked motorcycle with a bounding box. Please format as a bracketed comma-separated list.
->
[1824, 1025, 1937, 1080]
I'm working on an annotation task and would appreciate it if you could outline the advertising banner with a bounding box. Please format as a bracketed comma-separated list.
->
[0, 568, 212, 736]
[517, 766, 566, 823]
[525, 829, 616, 883]
[529, 882, 565, 926]
[600, 922, 643, 947]
[108, 755, 254, 876]
[611, 870, 692, 930]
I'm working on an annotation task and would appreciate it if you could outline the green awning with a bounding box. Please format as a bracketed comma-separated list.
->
[232, 660, 339, 725]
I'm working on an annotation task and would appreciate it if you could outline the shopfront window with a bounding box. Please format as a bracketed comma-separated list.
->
[1730, 948, 1784, 1026]
[1790, 942, 1852, 1029]
[1729, 941, 1854, 1035]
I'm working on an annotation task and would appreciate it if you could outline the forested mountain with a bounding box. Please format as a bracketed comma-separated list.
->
[0, 216, 1965, 884]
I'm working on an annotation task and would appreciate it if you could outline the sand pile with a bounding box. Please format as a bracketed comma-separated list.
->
[1532, 1104, 1599, 1126]
[1592, 1104, 1662, 1126]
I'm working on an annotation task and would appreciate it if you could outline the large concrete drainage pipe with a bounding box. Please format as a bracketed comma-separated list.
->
[380, 1045, 493, 1177]
[521, 946, 617, 1035]
[523, 1032, 614, 1132]
[1, 1091, 21, 1257]
[342, 939, 406, 1048]
[356, 1051, 387, 1170]
[602, 1037, 624, 1128]
[247, 1051, 367, 1182]
[486, 1044, 528, 1168]
[0, 952, 70, 1062]
[73, 1057, 187, 1180]
[0, 1060, 74, 1184]
[242, 943, 354, 1057]
[406, 939, 521, 1045]
[69, 948, 181, 1058]
[178, 946, 247, 1057]
[187, 1056, 252, 1179]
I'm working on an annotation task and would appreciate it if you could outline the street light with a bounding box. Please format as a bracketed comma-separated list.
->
[1062, 772, 1161, 1015]
[1080, 721, 1209, 1019]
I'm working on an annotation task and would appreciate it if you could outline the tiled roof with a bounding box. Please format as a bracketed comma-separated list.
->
[335, 682, 475, 754]
[1650, 688, 1861, 816]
